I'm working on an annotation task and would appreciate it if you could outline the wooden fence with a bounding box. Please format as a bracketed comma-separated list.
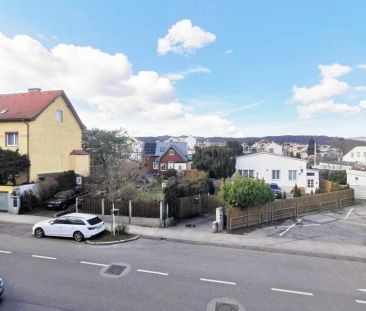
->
[77, 195, 160, 218]
[228, 188, 354, 231]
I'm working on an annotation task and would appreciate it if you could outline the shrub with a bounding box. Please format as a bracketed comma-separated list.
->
[57, 171, 76, 191]
[38, 178, 59, 202]
[293, 184, 302, 197]
[218, 175, 275, 209]
[19, 190, 40, 214]
[327, 170, 347, 185]
[164, 169, 177, 179]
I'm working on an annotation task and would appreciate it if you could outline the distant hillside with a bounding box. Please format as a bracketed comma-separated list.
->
[136, 135, 366, 154]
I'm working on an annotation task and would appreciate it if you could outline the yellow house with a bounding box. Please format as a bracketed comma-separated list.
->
[0, 88, 90, 185]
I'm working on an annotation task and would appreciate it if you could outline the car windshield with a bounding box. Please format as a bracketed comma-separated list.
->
[87, 217, 102, 226]
[54, 190, 73, 198]
[270, 184, 280, 190]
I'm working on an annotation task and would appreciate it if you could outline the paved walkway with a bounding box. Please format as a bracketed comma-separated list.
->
[1, 212, 366, 262]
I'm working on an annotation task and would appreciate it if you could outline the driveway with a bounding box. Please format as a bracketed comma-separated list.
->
[237, 202, 366, 246]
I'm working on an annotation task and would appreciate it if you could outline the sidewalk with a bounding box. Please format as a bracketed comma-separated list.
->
[1, 213, 366, 262]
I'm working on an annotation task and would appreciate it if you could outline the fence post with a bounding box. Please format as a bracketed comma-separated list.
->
[129, 200, 132, 224]
[101, 198, 105, 221]
[75, 197, 78, 213]
[166, 203, 169, 219]
[295, 206, 298, 218]
[160, 201, 163, 228]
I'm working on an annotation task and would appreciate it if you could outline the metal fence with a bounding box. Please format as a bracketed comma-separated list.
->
[228, 189, 355, 231]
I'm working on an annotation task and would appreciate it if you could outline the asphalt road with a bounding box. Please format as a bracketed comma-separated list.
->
[0, 222, 365, 311]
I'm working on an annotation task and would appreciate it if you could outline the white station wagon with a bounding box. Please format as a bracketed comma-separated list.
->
[32, 213, 105, 242]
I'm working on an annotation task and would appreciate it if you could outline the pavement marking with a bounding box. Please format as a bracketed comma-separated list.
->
[137, 269, 168, 276]
[200, 278, 237, 286]
[271, 288, 313, 296]
[357, 289, 366, 292]
[279, 219, 302, 237]
[80, 261, 108, 267]
[355, 300, 366, 304]
[0, 250, 12, 254]
[31, 255, 56, 260]
[344, 208, 354, 220]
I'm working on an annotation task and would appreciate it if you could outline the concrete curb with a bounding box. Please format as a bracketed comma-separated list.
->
[137, 235, 366, 263]
[85, 235, 139, 245]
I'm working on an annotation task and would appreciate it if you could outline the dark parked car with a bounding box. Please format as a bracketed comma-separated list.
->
[269, 183, 283, 199]
[46, 188, 83, 210]
[0, 277, 4, 297]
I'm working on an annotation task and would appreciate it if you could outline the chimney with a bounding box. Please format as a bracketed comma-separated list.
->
[28, 88, 42, 93]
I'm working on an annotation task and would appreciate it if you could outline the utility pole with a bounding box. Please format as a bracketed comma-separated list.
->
[314, 142, 317, 166]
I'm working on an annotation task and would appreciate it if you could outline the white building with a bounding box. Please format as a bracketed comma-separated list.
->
[235, 152, 319, 194]
[343, 146, 366, 165]
[165, 135, 197, 159]
[251, 140, 282, 155]
[131, 137, 144, 160]
[347, 169, 366, 199]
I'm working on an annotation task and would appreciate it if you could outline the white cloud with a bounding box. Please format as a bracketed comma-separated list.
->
[291, 63, 362, 119]
[297, 100, 361, 119]
[0, 32, 238, 137]
[157, 19, 216, 55]
[358, 64, 366, 69]
[164, 66, 211, 81]
[354, 86, 366, 92]
[360, 100, 366, 109]
[293, 78, 349, 103]
[318, 63, 351, 79]
[224, 50, 233, 55]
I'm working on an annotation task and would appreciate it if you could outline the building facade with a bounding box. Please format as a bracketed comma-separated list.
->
[235, 152, 319, 194]
[0, 89, 90, 184]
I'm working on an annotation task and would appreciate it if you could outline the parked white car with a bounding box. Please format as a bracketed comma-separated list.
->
[32, 213, 105, 242]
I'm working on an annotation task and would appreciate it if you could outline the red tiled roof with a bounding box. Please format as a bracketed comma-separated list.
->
[70, 149, 89, 155]
[0, 90, 85, 129]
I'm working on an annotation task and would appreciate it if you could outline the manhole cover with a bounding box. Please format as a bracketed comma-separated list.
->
[100, 263, 131, 279]
[105, 264, 126, 276]
[215, 302, 239, 311]
[185, 224, 196, 228]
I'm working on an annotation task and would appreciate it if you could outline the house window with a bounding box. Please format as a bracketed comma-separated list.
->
[168, 161, 174, 169]
[160, 163, 167, 171]
[242, 170, 254, 178]
[56, 110, 63, 123]
[169, 149, 175, 155]
[160, 147, 165, 153]
[6, 132, 18, 146]
[357, 152, 360, 158]
[307, 179, 314, 188]
[272, 170, 280, 180]
[288, 170, 297, 181]
[153, 162, 159, 170]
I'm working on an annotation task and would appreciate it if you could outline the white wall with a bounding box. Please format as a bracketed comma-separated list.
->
[343, 146, 366, 164]
[347, 169, 366, 199]
[235, 153, 316, 193]
[264, 143, 282, 155]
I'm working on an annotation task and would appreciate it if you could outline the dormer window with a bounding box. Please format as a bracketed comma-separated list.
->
[169, 149, 175, 155]
[56, 110, 63, 123]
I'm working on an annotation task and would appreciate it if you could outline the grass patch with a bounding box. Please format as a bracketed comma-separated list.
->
[24, 208, 57, 218]
[88, 230, 137, 243]
[136, 182, 164, 201]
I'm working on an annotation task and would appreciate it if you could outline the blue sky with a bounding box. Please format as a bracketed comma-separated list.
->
[0, 0, 365, 137]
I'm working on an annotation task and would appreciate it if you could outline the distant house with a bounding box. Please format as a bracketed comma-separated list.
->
[235, 152, 319, 194]
[252, 140, 282, 155]
[164, 134, 197, 159]
[343, 146, 366, 165]
[144, 141, 189, 175]
[0, 88, 90, 184]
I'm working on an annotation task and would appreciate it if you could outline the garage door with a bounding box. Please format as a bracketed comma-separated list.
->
[0, 192, 9, 212]
[352, 185, 366, 200]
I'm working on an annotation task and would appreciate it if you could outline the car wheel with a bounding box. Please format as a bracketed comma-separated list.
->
[34, 227, 44, 238]
[73, 231, 84, 242]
